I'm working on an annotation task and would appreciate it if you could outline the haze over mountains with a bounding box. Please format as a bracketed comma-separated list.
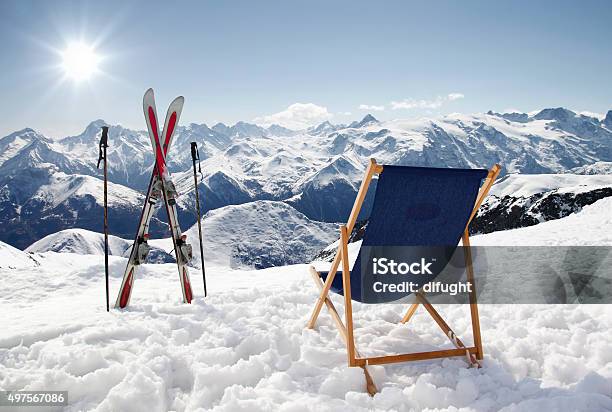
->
[1, 107, 611, 265]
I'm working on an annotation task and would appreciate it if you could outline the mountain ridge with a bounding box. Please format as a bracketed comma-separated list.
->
[2, 107, 611, 253]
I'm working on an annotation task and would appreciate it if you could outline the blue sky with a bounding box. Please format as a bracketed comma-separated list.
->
[0, 0, 610, 137]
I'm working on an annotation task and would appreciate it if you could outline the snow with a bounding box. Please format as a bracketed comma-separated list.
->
[23, 200, 337, 270]
[54, 122, 151, 179]
[472, 197, 612, 246]
[0, 136, 32, 167]
[44, 106, 608, 202]
[572, 162, 612, 175]
[0, 128, 48, 168]
[294, 155, 363, 191]
[180, 200, 338, 268]
[1, 200, 611, 410]
[26, 228, 131, 256]
[490, 173, 612, 198]
[311, 238, 363, 272]
[0, 240, 39, 269]
[32, 172, 143, 209]
[3, 108, 612, 256]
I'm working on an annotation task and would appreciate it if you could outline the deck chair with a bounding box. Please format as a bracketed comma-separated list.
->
[306, 159, 501, 396]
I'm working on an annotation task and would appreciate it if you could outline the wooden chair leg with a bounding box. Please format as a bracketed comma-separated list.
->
[400, 302, 419, 324]
[308, 266, 347, 341]
[462, 231, 483, 360]
[307, 245, 342, 329]
[363, 369, 377, 396]
[340, 226, 356, 367]
[309, 265, 378, 396]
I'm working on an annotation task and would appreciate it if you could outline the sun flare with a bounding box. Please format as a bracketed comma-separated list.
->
[61, 42, 100, 81]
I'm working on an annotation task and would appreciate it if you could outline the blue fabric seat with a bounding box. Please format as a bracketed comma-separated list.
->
[319, 165, 488, 303]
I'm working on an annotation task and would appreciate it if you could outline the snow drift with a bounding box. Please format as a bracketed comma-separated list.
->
[0, 198, 611, 410]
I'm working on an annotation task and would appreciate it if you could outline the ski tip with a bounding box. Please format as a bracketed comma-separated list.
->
[171, 95, 185, 106]
[143, 88, 155, 105]
[142, 88, 155, 113]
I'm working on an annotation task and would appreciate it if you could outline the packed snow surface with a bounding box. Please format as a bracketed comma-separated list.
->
[1, 200, 611, 411]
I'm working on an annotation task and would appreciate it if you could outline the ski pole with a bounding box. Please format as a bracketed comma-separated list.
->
[97, 126, 110, 312]
[190, 142, 207, 296]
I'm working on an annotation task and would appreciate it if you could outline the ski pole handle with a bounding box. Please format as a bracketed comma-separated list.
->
[97, 126, 109, 169]
[190, 141, 202, 173]
[190, 142, 198, 161]
[100, 126, 109, 147]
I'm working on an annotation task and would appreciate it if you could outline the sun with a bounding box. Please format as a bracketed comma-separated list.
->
[61, 42, 100, 81]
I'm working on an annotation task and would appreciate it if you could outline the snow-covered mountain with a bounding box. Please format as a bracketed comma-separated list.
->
[26, 228, 174, 263]
[1, 107, 611, 253]
[472, 173, 612, 234]
[0, 239, 39, 269]
[0, 167, 151, 249]
[151, 200, 338, 269]
[471, 196, 612, 246]
[26, 228, 129, 255]
[572, 161, 612, 175]
[24, 203, 338, 269]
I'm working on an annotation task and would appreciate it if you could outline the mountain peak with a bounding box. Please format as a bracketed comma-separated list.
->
[487, 110, 529, 123]
[310, 120, 336, 135]
[349, 114, 379, 129]
[88, 119, 107, 128]
[533, 108, 576, 122]
[212, 122, 230, 135]
[229, 122, 266, 138]
[360, 114, 378, 125]
[82, 119, 109, 136]
[233, 121, 264, 130]
[267, 124, 295, 136]
[603, 110, 612, 129]
[187, 122, 211, 132]
[0, 127, 48, 145]
[13, 127, 38, 136]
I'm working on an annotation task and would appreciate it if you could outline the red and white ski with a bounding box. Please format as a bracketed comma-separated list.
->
[115, 88, 193, 308]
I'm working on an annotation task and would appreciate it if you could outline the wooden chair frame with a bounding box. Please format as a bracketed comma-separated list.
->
[307, 158, 501, 395]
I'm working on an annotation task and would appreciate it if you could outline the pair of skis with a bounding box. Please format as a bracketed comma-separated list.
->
[115, 89, 193, 308]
